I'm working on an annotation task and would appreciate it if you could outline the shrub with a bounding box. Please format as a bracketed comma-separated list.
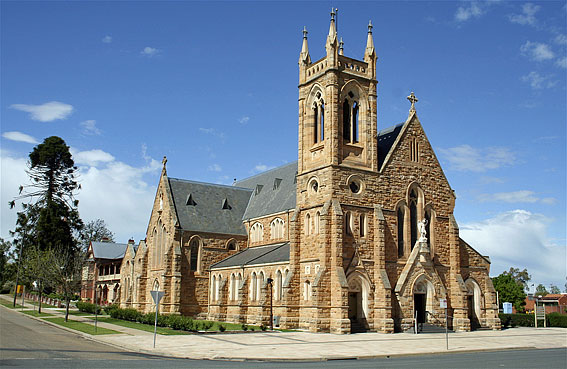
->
[260, 324, 267, 331]
[547, 313, 567, 328]
[201, 321, 213, 331]
[76, 301, 101, 314]
[109, 307, 141, 322]
[499, 313, 567, 328]
[219, 324, 226, 332]
[241, 324, 248, 331]
[103, 304, 119, 315]
[167, 315, 194, 331]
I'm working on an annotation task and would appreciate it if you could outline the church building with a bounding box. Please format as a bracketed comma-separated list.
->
[120, 12, 501, 334]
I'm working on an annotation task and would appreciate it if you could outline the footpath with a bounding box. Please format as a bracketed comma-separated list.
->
[2, 295, 566, 361]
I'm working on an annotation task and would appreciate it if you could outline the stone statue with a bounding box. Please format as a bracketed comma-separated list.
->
[418, 218, 428, 241]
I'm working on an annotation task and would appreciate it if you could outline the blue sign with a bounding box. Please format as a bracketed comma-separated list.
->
[503, 302, 513, 314]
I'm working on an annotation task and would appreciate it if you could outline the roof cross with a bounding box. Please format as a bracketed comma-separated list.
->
[407, 92, 418, 112]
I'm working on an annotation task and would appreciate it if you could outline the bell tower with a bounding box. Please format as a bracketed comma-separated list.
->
[297, 12, 378, 181]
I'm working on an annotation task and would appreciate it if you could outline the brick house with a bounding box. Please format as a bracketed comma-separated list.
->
[525, 294, 567, 315]
[120, 14, 500, 333]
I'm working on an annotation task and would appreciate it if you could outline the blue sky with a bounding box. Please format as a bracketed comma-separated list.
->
[1, 1, 565, 290]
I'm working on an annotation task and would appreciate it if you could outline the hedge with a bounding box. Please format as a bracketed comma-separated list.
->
[499, 313, 567, 328]
[76, 301, 102, 314]
[108, 307, 215, 332]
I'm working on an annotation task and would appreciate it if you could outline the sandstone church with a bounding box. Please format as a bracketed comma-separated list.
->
[119, 13, 500, 334]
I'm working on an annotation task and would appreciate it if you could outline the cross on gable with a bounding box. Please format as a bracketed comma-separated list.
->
[407, 92, 418, 112]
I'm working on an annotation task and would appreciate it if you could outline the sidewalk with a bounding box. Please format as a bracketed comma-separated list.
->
[2, 295, 566, 361]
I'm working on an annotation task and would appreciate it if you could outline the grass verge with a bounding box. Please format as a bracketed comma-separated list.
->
[21, 310, 54, 317]
[56, 309, 95, 316]
[44, 317, 121, 335]
[0, 300, 24, 309]
[90, 317, 191, 335]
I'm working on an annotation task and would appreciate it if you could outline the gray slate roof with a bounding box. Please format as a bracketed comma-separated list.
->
[235, 162, 297, 220]
[210, 242, 290, 269]
[377, 123, 404, 168]
[91, 242, 128, 260]
[168, 178, 253, 236]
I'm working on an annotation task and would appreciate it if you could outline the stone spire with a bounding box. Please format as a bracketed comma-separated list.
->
[299, 26, 311, 64]
[326, 8, 339, 67]
[364, 20, 375, 58]
[339, 37, 344, 55]
[327, 8, 337, 42]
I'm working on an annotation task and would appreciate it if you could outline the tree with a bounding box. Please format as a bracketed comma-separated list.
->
[549, 284, 560, 294]
[492, 273, 526, 312]
[503, 267, 531, 292]
[9, 136, 83, 312]
[0, 238, 16, 291]
[535, 284, 549, 297]
[79, 219, 114, 252]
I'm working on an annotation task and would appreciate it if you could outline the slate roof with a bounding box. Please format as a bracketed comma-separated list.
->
[91, 242, 128, 260]
[168, 178, 253, 236]
[377, 123, 404, 169]
[210, 242, 290, 269]
[235, 162, 297, 220]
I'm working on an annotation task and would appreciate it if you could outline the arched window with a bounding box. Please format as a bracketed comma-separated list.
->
[313, 93, 325, 144]
[229, 274, 234, 300]
[352, 101, 359, 143]
[257, 271, 264, 301]
[315, 212, 320, 234]
[320, 102, 325, 141]
[425, 207, 435, 257]
[276, 270, 283, 300]
[343, 100, 351, 142]
[313, 104, 318, 144]
[305, 213, 311, 235]
[190, 237, 200, 272]
[397, 206, 405, 258]
[409, 189, 418, 250]
[227, 239, 237, 251]
[250, 222, 264, 243]
[343, 94, 360, 143]
[235, 273, 241, 300]
[270, 218, 285, 239]
[304, 280, 311, 301]
[345, 211, 353, 235]
[250, 272, 257, 301]
[152, 228, 157, 268]
[211, 275, 216, 301]
[215, 275, 221, 302]
[359, 213, 366, 237]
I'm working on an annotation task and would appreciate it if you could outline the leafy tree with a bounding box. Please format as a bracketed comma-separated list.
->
[79, 219, 114, 252]
[549, 284, 560, 294]
[492, 273, 526, 312]
[0, 238, 16, 291]
[503, 267, 531, 292]
[535, 284, 549, 297]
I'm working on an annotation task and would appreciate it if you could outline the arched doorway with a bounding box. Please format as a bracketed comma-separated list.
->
[413, 277, 435, 332]
[347, 273, 370, 333]
[465, 279, 482, 330]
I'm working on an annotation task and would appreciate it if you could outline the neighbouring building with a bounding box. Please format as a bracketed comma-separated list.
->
[120, 13, 500, 333]
[81, 239, 135, 305]
[525, 294, 567, 315]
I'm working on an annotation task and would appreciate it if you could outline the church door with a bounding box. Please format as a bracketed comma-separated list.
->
[348, 292, 358, 321]
[468, 295, 480, 330]
[414, 293, 426, 324]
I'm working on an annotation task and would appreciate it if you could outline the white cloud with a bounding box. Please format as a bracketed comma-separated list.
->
[10, 101, 73, 122]
[199, 127, 226, 141]
[73, 149, 115, 167]
[438, 145, 515, 172]
[521, 71, 557, 89]
[251, 163, 276, 174]
[238, 116, 250, 124]
[461, 210, 566, 287]
[102, 35, 112, 43]
[455, 1, 484, 22]
[207, 164, 222, 172]
[141, 46, 159, 56]
[477, 190, 555, 204]
[554, 34, 567, 45]
[520, 41, 555, 61]
[2, 131, 39, 144]
[80, 120, 101, 135]
[555, 56, 567, 69]
[1, 147, 162, 243]
[508, 3, 540, 26]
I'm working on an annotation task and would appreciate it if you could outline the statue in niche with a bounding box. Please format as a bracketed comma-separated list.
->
[418, 218, 428, 242]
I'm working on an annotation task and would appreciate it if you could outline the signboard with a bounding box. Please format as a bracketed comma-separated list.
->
[503, 302, 513, 314]
[150, 290, 165, 304]
[439, 298, 447, 309]
[536, 306, 545, 317]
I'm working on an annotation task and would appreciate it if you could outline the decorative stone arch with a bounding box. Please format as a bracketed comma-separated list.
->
[270, 217, 285, 239]
[250, 222, 264, 243]
[411, 274, 436, 320]
[340, 80, 367, 144]
[306, 83, 326, 145]
[465, 277, 483, 328]
[188, 235, 203, 273]
[346, 271, 371, 321]
[306, 175, 320, 194]
[226, 238, 238, 251]
[395, 199, 409, 258]
[424, 204, 437, 257]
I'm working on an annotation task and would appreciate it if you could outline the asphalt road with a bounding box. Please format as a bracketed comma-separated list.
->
[1, 306, 565, 368]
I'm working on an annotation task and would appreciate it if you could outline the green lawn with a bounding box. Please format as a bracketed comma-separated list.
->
[90, 317, 191, 335]
[0, 300, 24, 309]
[43, 317, 120, 335]
[21, 310, 54, 317]
[56, 309, 94, 316]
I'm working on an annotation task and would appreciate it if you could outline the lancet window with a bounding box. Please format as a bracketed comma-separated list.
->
[312, 92, 325, 144]
[342, 92, 360, 143]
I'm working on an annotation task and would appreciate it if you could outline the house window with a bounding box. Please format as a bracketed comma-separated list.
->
[305, 213, 311, 235]
[235, 273, 241, 300]
[211, 275, 216, 301]
[276, 270, 283, 300]
[250, 222, 264, 243]
[190, 238, 200, 271]
[270, 218, 285, 239]
[250, 272, 257, 301]
[227, 240, 237, 250]
[257, 271, 264, 301]
[397, 206, 405, 258]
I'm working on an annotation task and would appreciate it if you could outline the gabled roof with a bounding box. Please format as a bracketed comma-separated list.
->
[91, 241, 128, 260]
[168, 178, 252, 236]
[235, 162, 297, 220]
[377, 123, 404, 169]
[210, 242, 290, 269]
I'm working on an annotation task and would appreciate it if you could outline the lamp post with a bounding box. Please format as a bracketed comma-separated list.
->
[266, 277, 274, 331]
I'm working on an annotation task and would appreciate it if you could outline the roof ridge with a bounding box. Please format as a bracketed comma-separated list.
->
[168, 177, 253, 191]
[235, 161, 297, 184]
[244, 242, 288, 266]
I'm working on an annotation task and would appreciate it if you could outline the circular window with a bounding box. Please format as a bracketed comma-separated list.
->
[348, 177, 363, 194]
[311, 180, 319, 193]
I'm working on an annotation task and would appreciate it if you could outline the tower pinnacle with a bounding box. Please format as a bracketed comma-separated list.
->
[364, 20, 375, 58]
[299, 26, 311, 64]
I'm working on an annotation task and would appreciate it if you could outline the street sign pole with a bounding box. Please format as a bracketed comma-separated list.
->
[150, 290, 165, 349]
[440, 298, 448, 350]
